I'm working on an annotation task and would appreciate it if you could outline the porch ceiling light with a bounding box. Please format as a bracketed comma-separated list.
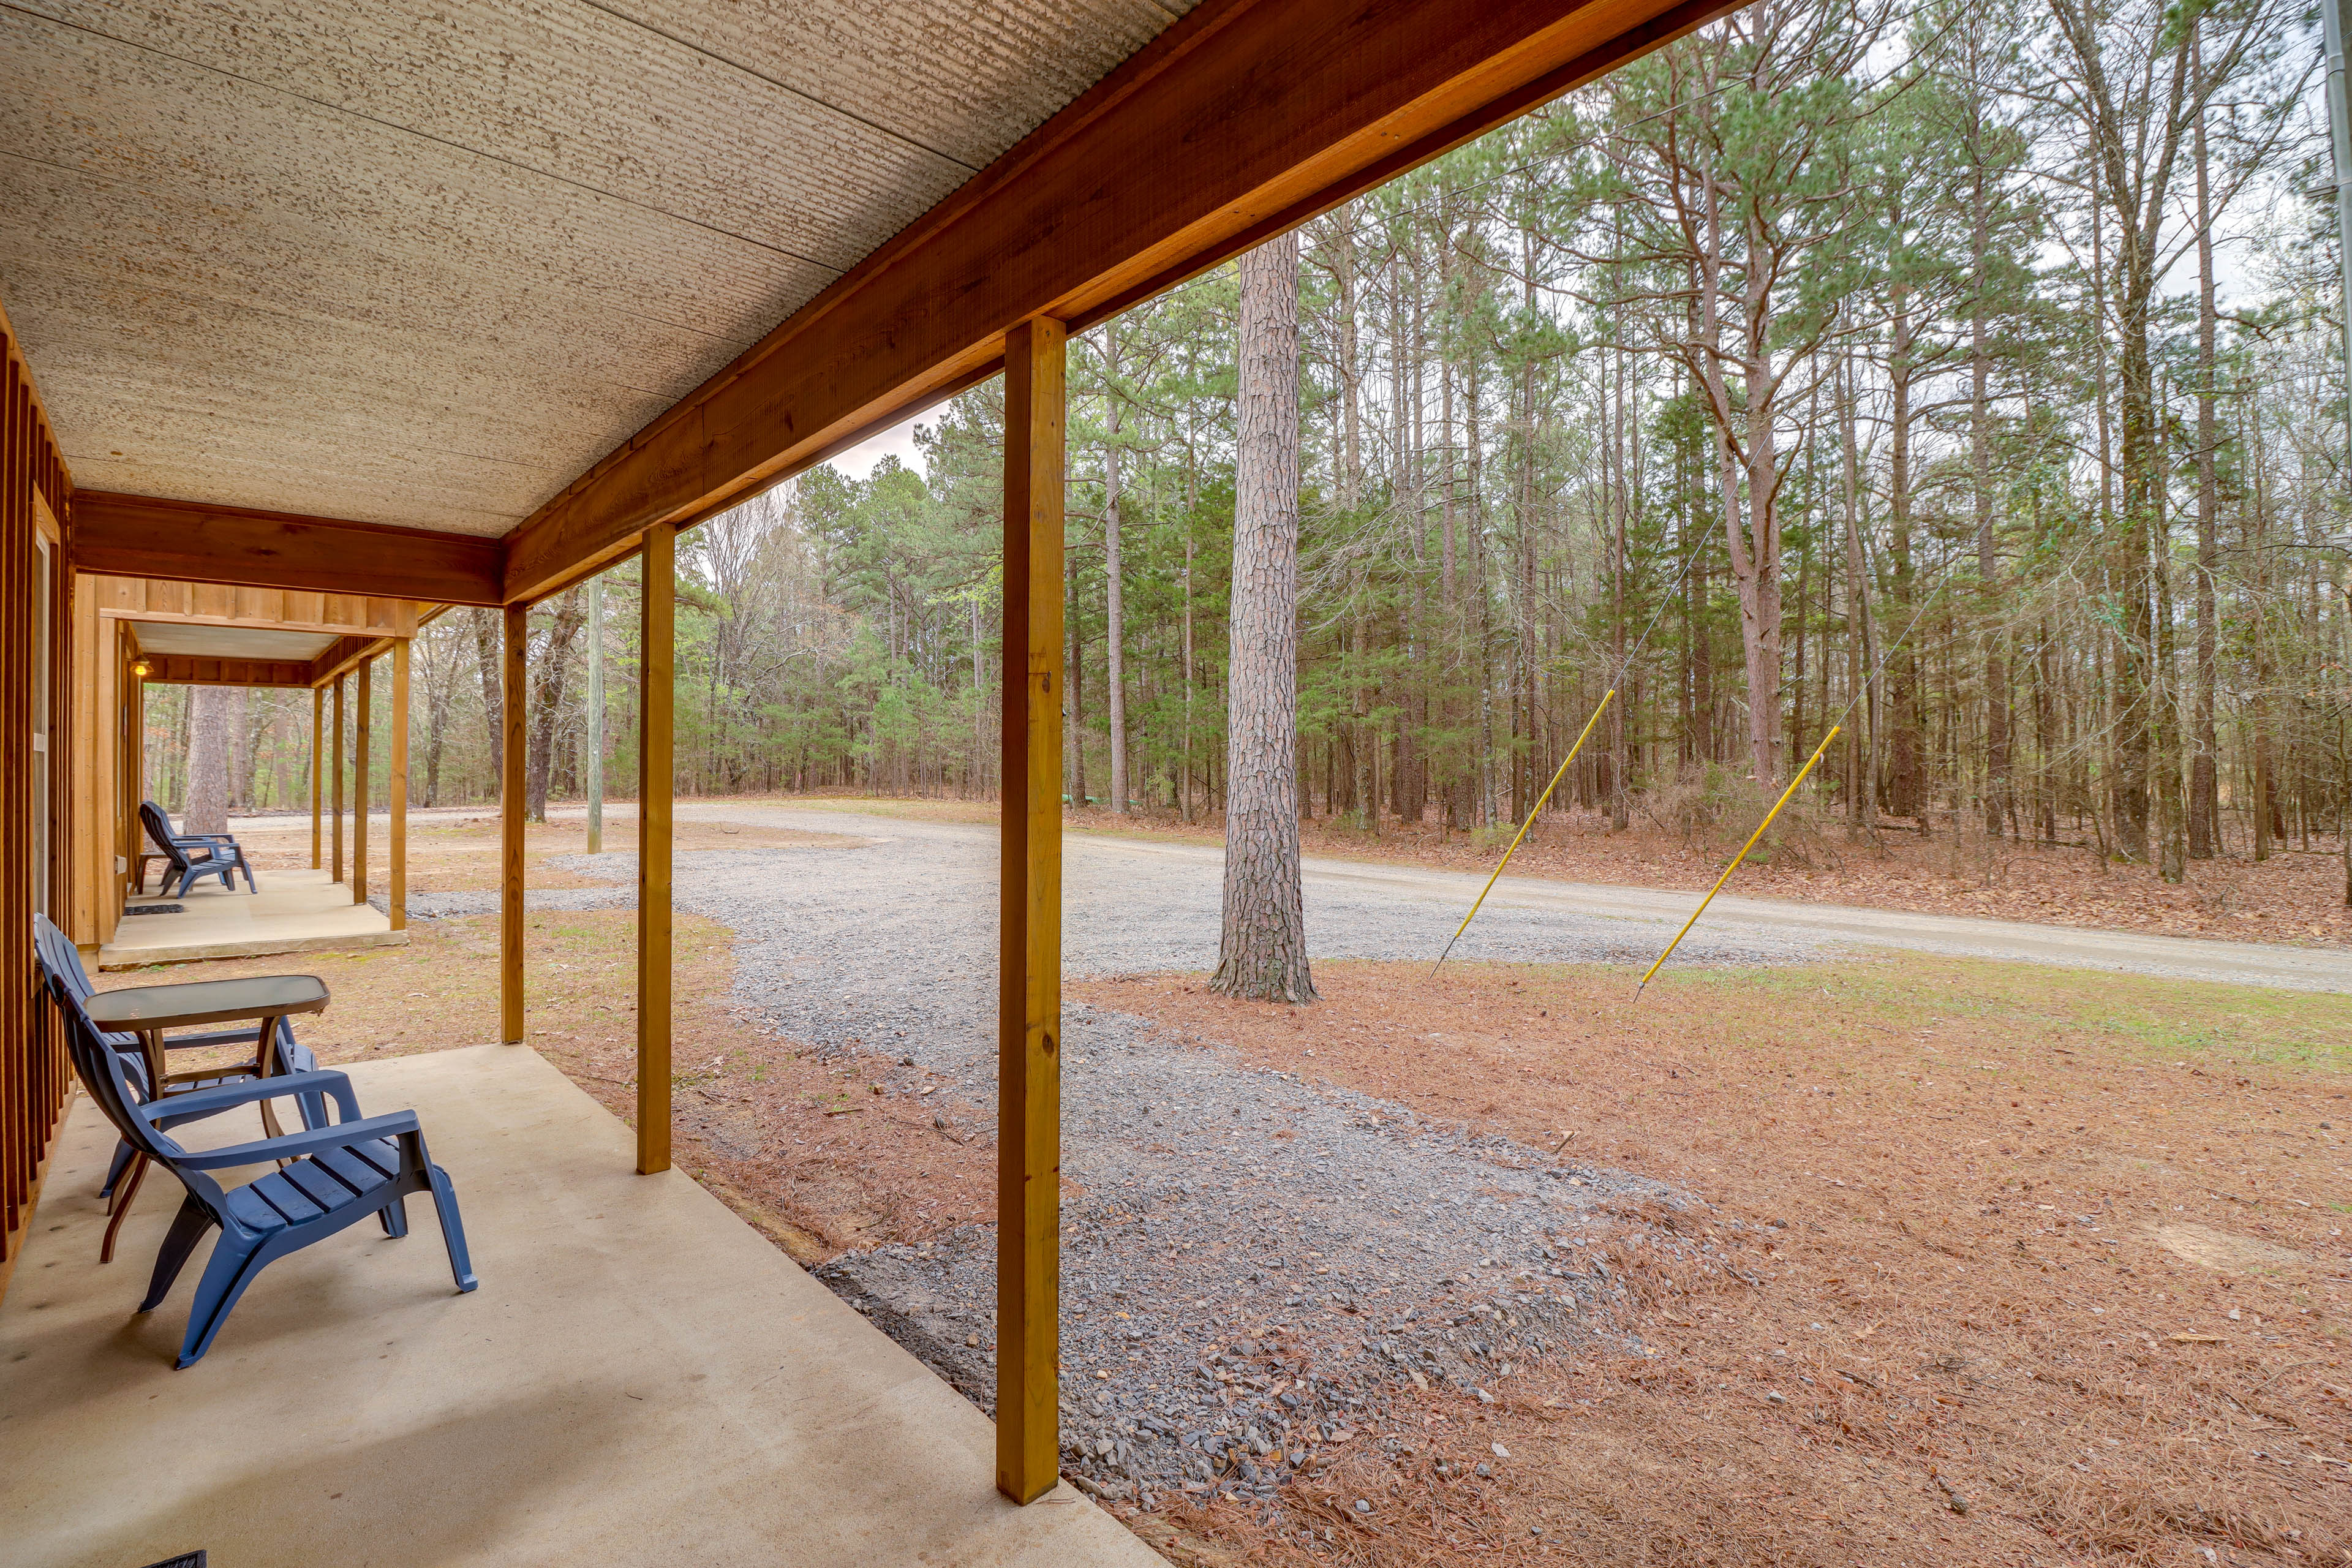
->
[130, 658, 151, 677]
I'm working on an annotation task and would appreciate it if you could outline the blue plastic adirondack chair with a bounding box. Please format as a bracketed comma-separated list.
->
[139, 800, 256, 895]
[34, 915, 327, 1203]
[48, 970, 478, 1367]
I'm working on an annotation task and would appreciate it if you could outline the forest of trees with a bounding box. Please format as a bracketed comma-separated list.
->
[157, 0, 2348, 883]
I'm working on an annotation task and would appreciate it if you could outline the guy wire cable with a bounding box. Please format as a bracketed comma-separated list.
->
[1431, 531, 1709, 976]
[1632, 722, 1841, 997]
[1630, 576, 1951, 998]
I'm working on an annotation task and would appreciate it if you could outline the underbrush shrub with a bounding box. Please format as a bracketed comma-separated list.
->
[1645, 763, 1839, 870]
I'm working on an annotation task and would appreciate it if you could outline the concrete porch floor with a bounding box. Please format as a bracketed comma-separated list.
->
[98, 866, 408, 969]
[0, 1046, 1158, 1568]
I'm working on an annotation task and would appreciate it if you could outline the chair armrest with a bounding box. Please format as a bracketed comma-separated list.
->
[175, 1110, 422, 1170]
[170, 832, 239, 843]
[149, 1068, 360, 1124]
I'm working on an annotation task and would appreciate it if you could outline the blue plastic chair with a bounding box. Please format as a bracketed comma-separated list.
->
[48, 971, 478, 1367]
[139, 801, 257, 895]
[34, 915, 327, 1207]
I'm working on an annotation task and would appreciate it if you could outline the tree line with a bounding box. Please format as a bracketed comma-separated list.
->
[157, 0, 2341, 892]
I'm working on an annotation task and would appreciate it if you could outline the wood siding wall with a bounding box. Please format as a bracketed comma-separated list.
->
[1, 301, 74, 1300]
[88, 576, 417, 639]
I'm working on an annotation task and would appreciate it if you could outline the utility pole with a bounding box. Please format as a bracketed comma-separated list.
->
[2326, 0, 2352, 469]
[586, 574, 605, 854]
[2323, 0, 2352, 902]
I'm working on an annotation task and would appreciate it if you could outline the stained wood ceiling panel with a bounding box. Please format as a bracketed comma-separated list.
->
[0, 0, 1195, 535]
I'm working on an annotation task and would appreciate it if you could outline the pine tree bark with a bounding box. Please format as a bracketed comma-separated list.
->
[227, 687, 252, 813]
[473, 608, 505, 768]
[526, 588, 586, 823]
[1840, 344, 1878, 840]
[1213, 232, 1316, 1003]
[184, 685, 235, 835]
[1970, 139, 2009, 841]
[1885, 265, 1923, 823]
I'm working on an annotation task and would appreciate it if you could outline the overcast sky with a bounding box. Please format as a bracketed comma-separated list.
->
[820, 34, 2332, 487]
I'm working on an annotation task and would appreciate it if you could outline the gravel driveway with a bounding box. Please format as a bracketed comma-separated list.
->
[529, 806, 1784, 1512]
[327, 797, 2352, 1515]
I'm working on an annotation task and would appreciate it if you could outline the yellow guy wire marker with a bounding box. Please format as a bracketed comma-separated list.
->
[1634, 724, 1841, 999]
[1430, 688, 1616, 977]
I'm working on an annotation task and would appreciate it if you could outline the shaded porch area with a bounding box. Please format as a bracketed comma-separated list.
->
[97, 867, 407, 969]
[0, 1044, 1153, 1568]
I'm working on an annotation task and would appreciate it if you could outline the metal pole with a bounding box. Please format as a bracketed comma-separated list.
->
[586, 575, 605, 855]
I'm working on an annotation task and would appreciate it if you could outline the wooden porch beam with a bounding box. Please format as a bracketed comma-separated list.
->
[996, 318, 1065, 1505]
[71, 492, 503, 606]
[130, 655, 315, 688]
[306, 635, 399, 690]
[499, 0, 1732, 605]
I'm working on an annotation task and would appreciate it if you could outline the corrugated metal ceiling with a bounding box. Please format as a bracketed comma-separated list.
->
[129, 622, 339, 660]
[0, 1, 1196, 535]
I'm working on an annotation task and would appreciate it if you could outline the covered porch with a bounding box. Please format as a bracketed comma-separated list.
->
[0, 0, 1732, 1548]
[97, 869, 402, 969]
[1, 1044, 1150, 1567]
[75, 573, 437, 966]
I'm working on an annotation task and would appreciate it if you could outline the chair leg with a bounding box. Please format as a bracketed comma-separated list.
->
[100, 1138, 136, 1198]
[379, 1195, 410, 1238]
[141, 1195, 216, 1311]
[176, 1231, 271, 1368]
[424, 1165, 478, 1292]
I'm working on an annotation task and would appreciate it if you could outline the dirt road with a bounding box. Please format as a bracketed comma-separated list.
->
[249, 798, 2352, 989]
[709, 804, 2352, 993]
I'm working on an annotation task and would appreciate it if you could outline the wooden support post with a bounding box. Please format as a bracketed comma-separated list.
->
[586, 575, 605, 856]
[309, 684, 322, 870]
[390, 639, 409, 932]
[996, 316, 1065, 1506]
[500, 604, 526, 1045]
[330, 676, 344, 885]
[353, 657, 371, 906]
[636, 526, 674, 1176]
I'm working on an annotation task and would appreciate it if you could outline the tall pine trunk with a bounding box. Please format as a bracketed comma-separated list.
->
[1213, 233, 1316, 1003]
[1971, 145, 2009, 841]
[526, 589, 586, 822]
[184, 685, 235, 835]
[472, 606, 505, 772]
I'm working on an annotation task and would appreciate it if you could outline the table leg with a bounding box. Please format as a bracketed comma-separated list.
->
[100, 1154, 148, 1264]
[138, 1029, 167, 1107]
[255, 1012, 288, 1146]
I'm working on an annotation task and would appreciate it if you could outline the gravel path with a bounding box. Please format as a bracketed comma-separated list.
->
[374, 888, 631, 918]
[538, 807, 1782, 1510]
